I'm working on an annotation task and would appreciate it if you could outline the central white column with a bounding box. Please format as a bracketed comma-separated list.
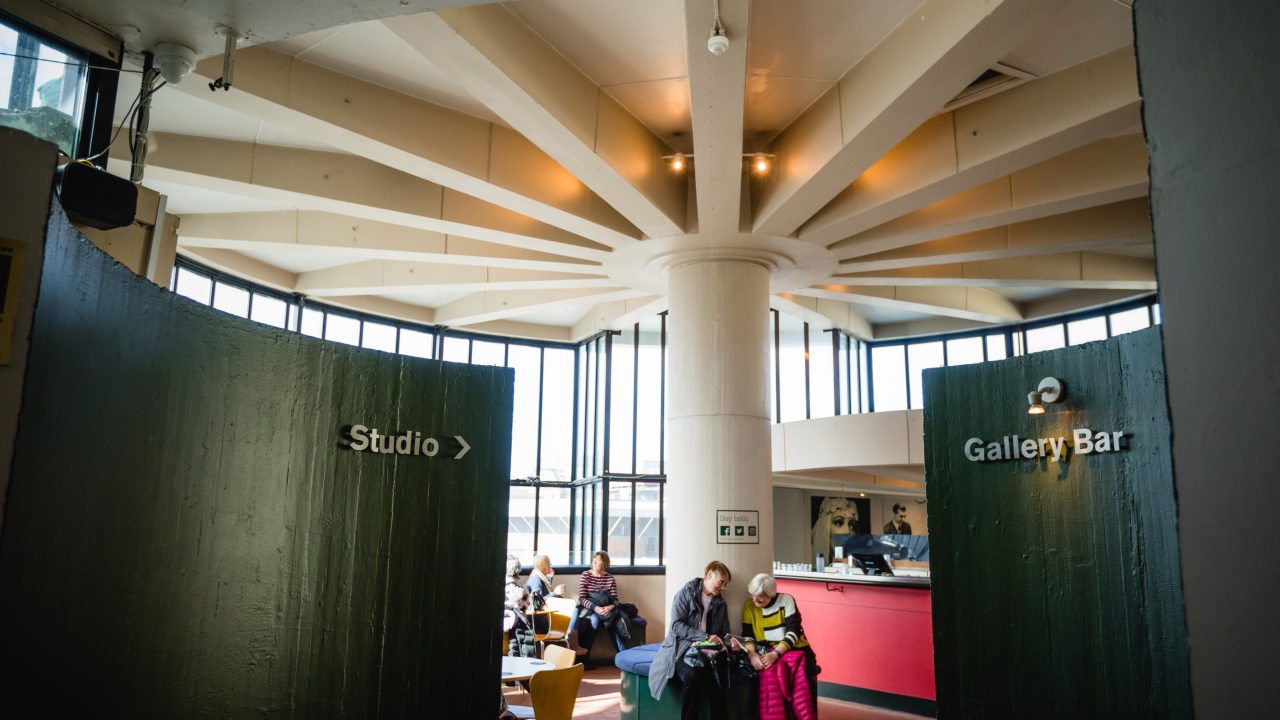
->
[665, 258, 773, 617]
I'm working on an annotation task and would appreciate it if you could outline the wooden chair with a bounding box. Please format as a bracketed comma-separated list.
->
[542, 643, 576, 670]
[507, 664, 585, 720]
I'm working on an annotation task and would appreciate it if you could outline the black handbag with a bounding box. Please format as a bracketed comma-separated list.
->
[588, 589, 615, 608]
[728, 650, 757, 680]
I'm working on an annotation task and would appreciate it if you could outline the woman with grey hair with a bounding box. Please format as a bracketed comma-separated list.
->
[741, 573, 818, 719]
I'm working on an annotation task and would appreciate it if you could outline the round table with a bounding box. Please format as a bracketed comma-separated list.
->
[501, 656, 554, 682]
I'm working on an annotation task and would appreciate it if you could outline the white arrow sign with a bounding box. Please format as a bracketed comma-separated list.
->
[339, 424, 474, 461]
[453, 435, 471, 460]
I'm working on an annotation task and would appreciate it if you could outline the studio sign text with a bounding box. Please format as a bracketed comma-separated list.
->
[340, 424, 471, 460]
[964, 428, 1125, 463]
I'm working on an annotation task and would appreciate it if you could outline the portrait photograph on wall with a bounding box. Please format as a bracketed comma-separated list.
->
[811, 495, 871, 561]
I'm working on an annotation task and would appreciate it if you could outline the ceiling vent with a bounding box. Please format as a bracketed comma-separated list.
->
[943, 62, 1038, 111]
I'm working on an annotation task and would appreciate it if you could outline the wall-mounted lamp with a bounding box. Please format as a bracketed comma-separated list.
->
[1027, 377, 1064, 415]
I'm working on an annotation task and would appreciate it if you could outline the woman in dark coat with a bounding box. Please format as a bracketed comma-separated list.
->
[648, 561, 733, 720]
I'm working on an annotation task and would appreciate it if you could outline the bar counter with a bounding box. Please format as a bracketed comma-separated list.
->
[776, 571, 936, 715]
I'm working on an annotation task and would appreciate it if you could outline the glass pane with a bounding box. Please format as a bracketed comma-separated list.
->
[1067, 316, 1107, 346]
[325, 313, 360, 346]
[635, 482, 662, 565]
[540, 348, 575, 482]
[0, 28, 86, 155]
[537, 485, 572, 565]
[907, 341, 945, 408]
[441, 336, 469, 363]
[250, 294, 287, 328]
[1152, 303, 1162, 325]
[399, 328, 433, 359]
[212, 282, 250, 317]
[359, 321, 396, 352]
[300, 307, 324, 338]
[839, 335, 853, 415]
[507, 486, 536, 562]
[946, 336, 985, 366]
[635, 316, 664, 474]
[609, 327, 635, 473]
[174, 267, 212, 304]
[286, 303, 298, 332]
[594, 338, 606, 477]
[809, 329, 836, 419]
[507, 344, 540, 481]
[1110, 307, 1151, 335]
[472, 339, 505, 366]
[577, 344, 591, 480]
[573, 485, 588, 565]
[777, 312, 807, 422]
[871, 345, 907, 412]
[608, 481, 633, 565]
[592, 480, 604, 555]
[986, 334, 1007, 361]
[1025, 324, 1066, 353]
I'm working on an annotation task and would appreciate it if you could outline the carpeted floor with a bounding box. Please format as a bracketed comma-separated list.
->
[503, 665, 932, 720]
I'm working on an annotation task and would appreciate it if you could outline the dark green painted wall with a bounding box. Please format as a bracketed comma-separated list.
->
[0, 205, 512, 717]
[923, 329, 1190, 719]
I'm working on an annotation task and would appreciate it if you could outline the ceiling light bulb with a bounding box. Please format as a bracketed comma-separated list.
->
[754, 153, 768, 173]
[671, 153, 685, 172]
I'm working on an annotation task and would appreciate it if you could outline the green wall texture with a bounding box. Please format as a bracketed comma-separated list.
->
[923, 328, 1190, 719]
[0, 205, 513, 717]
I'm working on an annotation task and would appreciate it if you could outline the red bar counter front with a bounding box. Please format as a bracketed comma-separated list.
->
[777, 576, 935, 704]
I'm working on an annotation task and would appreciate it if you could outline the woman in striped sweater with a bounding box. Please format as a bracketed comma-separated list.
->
[578, 551, 630, 652]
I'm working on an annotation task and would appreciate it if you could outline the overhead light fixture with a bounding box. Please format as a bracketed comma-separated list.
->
[1027, 377, 1064, 415]
[743, 152, 774, 174]
[663, 152, 690, 172]
[707, 0, 728, 55]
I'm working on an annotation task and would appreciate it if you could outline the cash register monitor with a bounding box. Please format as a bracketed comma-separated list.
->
[851, 552, 894, 576]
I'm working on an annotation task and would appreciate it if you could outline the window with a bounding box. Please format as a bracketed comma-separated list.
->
[323, 313, 360, 346]
[776, 312, 807, 422]
[0, 20, 87, 156]
[211, 282, 250, 317]
[540, 348, 574, 482]
[299, 307, 324, 338]
[441, 336, 469, 363]
[946, 336, 985, 366]
[1110, 307, 1151, 335]
[1025, 324, 1066, 354]
[398, 328, 434, 359]
[174, 267, 212, 305]
[1067, 316, 1107, 346]
[871, 345, 907, 412]
[361, 321, 397, 353]
[634, 317, 664, 475]
[907, 341, 945, 408]
[507, 344, 540, 481]
[609, 327, 635, 473]
[250, 294, 288, 328]
[809, 329, 836, 419]
[986, 334, 1008, 361]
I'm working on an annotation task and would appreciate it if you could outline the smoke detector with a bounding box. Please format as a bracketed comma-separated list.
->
[153, 43, 196, 84]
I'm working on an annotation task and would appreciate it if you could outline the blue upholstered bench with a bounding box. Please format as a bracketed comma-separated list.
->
[615, 644, 754, 720]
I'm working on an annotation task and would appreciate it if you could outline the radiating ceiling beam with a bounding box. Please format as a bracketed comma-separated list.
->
[797, 284, 1022, 324]
[177, 211, 601, 274]
[182, 248, 297, 292]
[752, 0, 1070, 236]
[771, 294, 873, 340]
[296, 262, 615, 297]
[683, 0, 750, 235]
[183, 46, 640, 248]
[116, 132, 609, 262]
[800, 48, 1140, 246]
[387, 8, 686, 239]
[834, 252, 1157, 290]
[841, 198, 1152, 272]
[436, 288, 645, 327]
[832, 133, 1149, 259]
[571, 296, 669, 340]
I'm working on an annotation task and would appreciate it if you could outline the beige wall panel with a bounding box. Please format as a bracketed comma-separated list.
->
[953, 48, 1138, 171]
[441, 189, 605, 253]
[80, 225, 149, 273]
[300, 213, 449, 253]
[183, 248, 298, 291]
[761, 88, 846, 218]
[906, 409, 925, 464]
[150, 213, 180, 287]
[1081, 252, 1156, 282]
[556, 573, 668, 644]
[285, 58, 492, 181]
[488, 126, 637, 240]
[461, 319, 571, 343]
[180, 211, 305, 247]
[863, 227, 1010, 262]
[1012, 134, 1148, 209]
[436, 5, 599, 148]
[251, 145, 445, 220]
[775, 411, 915, 472]
[144, 133, 256, 184]
[594, 93, 686, 223]
[196, 48, 291, 107]
[1009, 198, 1151, 249]
[324, 295, 436, 324]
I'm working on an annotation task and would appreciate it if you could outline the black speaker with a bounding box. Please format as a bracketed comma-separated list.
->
[55, 162, 137, 230]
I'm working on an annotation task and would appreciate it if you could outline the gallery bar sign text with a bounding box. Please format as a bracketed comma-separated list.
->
[964, 428, 1125, 463]
[340, 424, 471, 460]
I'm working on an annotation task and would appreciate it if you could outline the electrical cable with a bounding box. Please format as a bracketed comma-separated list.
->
[0, 50, 144, 73]
[78, 78, 165, 164]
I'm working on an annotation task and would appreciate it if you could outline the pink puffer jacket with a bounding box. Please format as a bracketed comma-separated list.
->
[757, 650, 816, 720]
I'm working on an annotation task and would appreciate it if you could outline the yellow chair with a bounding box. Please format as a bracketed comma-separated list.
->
[542, 643, 576, 670]
[511, 664, 581, 720]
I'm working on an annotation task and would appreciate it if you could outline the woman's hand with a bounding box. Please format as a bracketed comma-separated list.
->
[749, 650, 765, 671]
[553, 583, 566, 596]
[705, 634, 723, 647]
[760, 649, 780, 669]
[594, 605, 613, 615]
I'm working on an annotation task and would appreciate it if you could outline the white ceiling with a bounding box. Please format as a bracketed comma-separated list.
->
[89, 0, 1152, 343]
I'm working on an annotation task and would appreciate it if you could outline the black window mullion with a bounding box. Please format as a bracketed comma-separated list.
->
[533, 485, 541, 554]
[603, 332, 613, 474]
[865, 342, 876, 413]
[659, 313, 667, 475]
[659, 482, 665, 566]
[535, 347, 545, 478]
[571, 346, 580, 484]
[629, 481, 637, 565]
[773, 310, 782, 423]
[903, 343, 912, 409]
[631, 324, 639, 475]
[830, 329, 840, 415]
